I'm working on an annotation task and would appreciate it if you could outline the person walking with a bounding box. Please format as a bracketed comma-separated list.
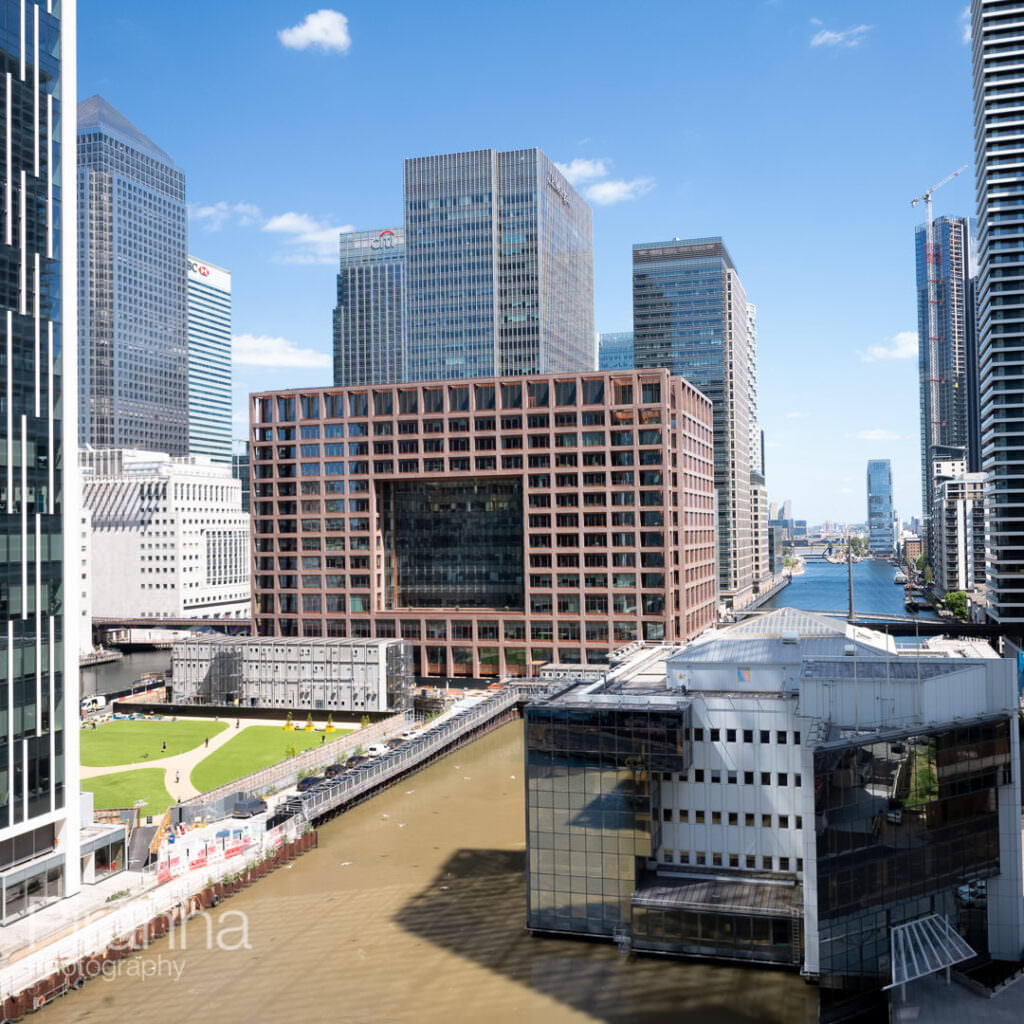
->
[162, 740, 167, 752]
[204, 737, 209, 748]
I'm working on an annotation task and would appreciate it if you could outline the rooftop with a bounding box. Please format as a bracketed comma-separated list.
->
[77, 95, 177, 166]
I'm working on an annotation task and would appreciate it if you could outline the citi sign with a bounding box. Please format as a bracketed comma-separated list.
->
[370, 229, 398, 250]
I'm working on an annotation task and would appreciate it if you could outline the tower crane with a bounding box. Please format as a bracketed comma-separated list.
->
[910, 165, 968, 223]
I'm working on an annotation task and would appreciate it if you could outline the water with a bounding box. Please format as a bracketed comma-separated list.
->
[43, 724, 816, 1024]
[761, 559, 938, 620]
[80, 650, 172, 699]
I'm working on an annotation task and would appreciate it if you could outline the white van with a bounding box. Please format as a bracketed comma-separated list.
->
[365, 743, 389, 757]
[80, 695, 106, 714]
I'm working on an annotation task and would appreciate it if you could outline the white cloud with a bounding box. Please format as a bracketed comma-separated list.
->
[839, 487, 854, 494]
[584, 178, 655, 205]
[262, 211, 354, 263]
[191, 201, 262, 231]
[960, 6, 971, 45]
[845, 428, 908, 442]
[278, 9, 351, 52]
[555, 158, 609, 186]
[859, 331, 918, 362]
[784, 411, 806, 420]
[232, 334, 331, 370]
[810, 24, 873, 48]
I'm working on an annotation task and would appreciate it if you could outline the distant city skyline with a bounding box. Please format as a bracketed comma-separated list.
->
[78, 3, 976, 522]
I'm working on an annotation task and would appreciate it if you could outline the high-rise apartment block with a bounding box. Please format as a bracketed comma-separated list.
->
[187, 256, 232, 464]
[333, 227, 404, 387]
[77, 96, 188, 455]
[598, 331, 633, 371]
[633, 237, 763, 607]
[403, 149, 594, 382]
[915, 216, 972, 549]
[251, 369, 716, 678]
[933, 456, 986, 595]
[0, 0, 83, 920]
[81, 449, 250, 620]
[867, 459, 896, 556]
[972, 0, 1024, 625]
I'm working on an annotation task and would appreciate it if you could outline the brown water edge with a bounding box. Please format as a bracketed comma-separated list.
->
[43, 723, 817, 1024]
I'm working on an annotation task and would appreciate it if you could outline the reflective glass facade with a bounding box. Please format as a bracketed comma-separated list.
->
[525, 703, 689, 937]
[633, 238, 757, 604]
[598, 331, 633, 371]
[866, 459, 895, 555]
[187, 257, 231, 464]
[403, 149, 593, 383]
[77, 96, 187, 455]
[0, 0, 78, 916]
[333, 227, 404, 387]
[814, 720, 1009, 1016]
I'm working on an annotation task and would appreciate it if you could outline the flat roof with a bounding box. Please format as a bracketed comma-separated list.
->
[633, 872, 803, 918]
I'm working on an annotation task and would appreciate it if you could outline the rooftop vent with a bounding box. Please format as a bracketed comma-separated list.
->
[780, 631, 799, 645]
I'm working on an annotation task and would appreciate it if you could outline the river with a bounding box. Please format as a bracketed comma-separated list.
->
[80, 650, 173, 699]
[761, 558, 939, 620]
[44, 723, 816, 1024]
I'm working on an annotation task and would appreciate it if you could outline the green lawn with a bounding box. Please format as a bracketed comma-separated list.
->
[82, 768, 174, 815]
[190, 726, 352, 792]
[81, 719, 228, 767]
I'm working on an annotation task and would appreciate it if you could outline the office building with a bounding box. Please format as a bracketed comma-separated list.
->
[251, 369, 716, 678]
[972, 1, 1024, 624]
[333, 227, 405, 386]
[80, 449, 250, 620]
[932, 456, 986, 595]
[915, 216, 971, 549]
[77, 96, 188, 455]
[0, 0, 85, 922]
[598, 331, 633, 371]
[633, 237, 763, 607]
[866, 459, 896, 556]
[171, 635, 412, 713]
[525, 608, 1024, 1020]
[187, 256, 232, 464]
[232, 438, 250, 513]
[403, 149, 593, 382]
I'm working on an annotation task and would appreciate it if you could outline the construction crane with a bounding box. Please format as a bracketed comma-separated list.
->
[911, 164, 968, 558]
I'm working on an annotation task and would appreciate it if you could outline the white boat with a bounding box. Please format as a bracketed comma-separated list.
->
[893, 570, 908, 585]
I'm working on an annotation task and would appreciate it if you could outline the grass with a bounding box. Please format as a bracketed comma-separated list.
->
[81, 719, 229, 767]
[82, 768, 175, 815]
[190, 725, 353, 792]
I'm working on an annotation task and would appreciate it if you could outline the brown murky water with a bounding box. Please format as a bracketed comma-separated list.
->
[44, 723, 817, 1024]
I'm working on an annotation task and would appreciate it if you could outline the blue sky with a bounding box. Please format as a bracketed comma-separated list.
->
[78, 1, 975, 525]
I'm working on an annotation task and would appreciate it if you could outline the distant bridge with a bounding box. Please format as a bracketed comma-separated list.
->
[94, 617, 253, 636]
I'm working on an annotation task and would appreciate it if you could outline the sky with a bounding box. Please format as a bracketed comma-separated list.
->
[78, 1, 976, 526]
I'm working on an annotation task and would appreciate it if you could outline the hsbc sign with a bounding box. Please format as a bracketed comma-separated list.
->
[187, 258, 231, 292]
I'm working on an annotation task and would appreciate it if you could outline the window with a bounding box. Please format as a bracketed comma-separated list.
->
[779, 857, 790, 871]
[726, 729, 736, 742]
[743, 729, 753, 743]
[744, 771, 754, 784]
[760, 772, 771, 786]
[727, 771, 737, 785]
[760, 730, 770, 743]
[779, 815, 789, 828]
[794, 774, 802, 787]
[694, 811, 705, 824]
[710, 771, 721, 784]
[693, 728, 703, 741]
[727, 812, 738, 826]
[761, 814, 771, 828]
[795, 816, 803, 829]
[762, 856, 773, 870]
[729, 854, 739, 868]
[709, 728, 720, 742]
[712, 852, 722, 867]
[777, 731, 787, 744]
[694, 769, 704, 783]
[746, 855, 756, 869]
[745, 813, 755, 827]
[778, 773, 788, 786]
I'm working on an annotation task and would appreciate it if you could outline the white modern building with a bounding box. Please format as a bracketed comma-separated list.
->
[171, 636, 412, 713]
[80, 449, 250, 619]
[932, 457, 986, 596]
[79, 510, 93, 657]
[525, 608, 1024, 1020]
[187, 257, 232, 464]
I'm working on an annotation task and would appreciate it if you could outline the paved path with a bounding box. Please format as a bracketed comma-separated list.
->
[81, 715, 363, 802]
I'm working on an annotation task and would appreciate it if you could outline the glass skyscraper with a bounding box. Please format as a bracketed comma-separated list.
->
[867, 459, 896, 556]
[915, 215, 971, 551]
[77, 96, 188, 455]
[0, 0, 81, 918]
[972, 1, 1024, 625]
[333, 227, 404, 386]
[598, 331, 633, 370]
[633, 237, 761, 606]
[403, 148, 594, 382]
[187, 256, 232, 464]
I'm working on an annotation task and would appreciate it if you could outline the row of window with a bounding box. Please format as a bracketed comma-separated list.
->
[691, 728, 801, 745]
[664, 809, 804, 829]
[662, 850, 803, 872]
[686, 770, 803, 787]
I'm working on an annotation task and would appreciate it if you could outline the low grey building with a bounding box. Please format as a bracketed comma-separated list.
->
[172, 636, 412, 713]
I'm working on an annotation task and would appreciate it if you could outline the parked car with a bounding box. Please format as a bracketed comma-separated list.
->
[345, 755, 368, 768]
[232, 797, 267, 819]
[324, 763, 345, 778]
[296, 775, 325, 792]
[365, 743, 389, 757]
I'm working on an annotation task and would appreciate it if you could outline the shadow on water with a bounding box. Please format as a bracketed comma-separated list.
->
[393, 845, 816, 1024]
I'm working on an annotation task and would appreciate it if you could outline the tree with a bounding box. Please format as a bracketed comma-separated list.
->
[923, 565, 934, 585]
[915, 553, 927, 571]
[360, 714, 371, 730]
[945, 591, 968, 618]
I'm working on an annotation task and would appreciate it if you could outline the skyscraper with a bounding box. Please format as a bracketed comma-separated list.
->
[0, 0, 82, 918]
[633, 237, 762, 607]
[403, 149, 594, 382]
[866, 459, 896, 556]
[915, 215, 971, 550]
[597, 331, 633, 370]
[972, 1, 1024, 624]
[77, 96, 188, 455]
[333, 227, 404, 386]
[187, 256, 232, 464]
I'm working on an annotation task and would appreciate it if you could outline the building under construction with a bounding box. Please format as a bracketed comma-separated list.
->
[171, 636, 412, 713]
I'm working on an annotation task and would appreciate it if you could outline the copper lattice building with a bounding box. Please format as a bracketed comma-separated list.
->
[250, 369, 716, 679]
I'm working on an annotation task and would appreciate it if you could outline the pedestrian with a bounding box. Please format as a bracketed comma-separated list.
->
[162, 740, 167, 752]
[204, 737, 209, 748]
[236, 718, 240, 728]
[175, 771, 180, 784]
[321, 735, 325, 744]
